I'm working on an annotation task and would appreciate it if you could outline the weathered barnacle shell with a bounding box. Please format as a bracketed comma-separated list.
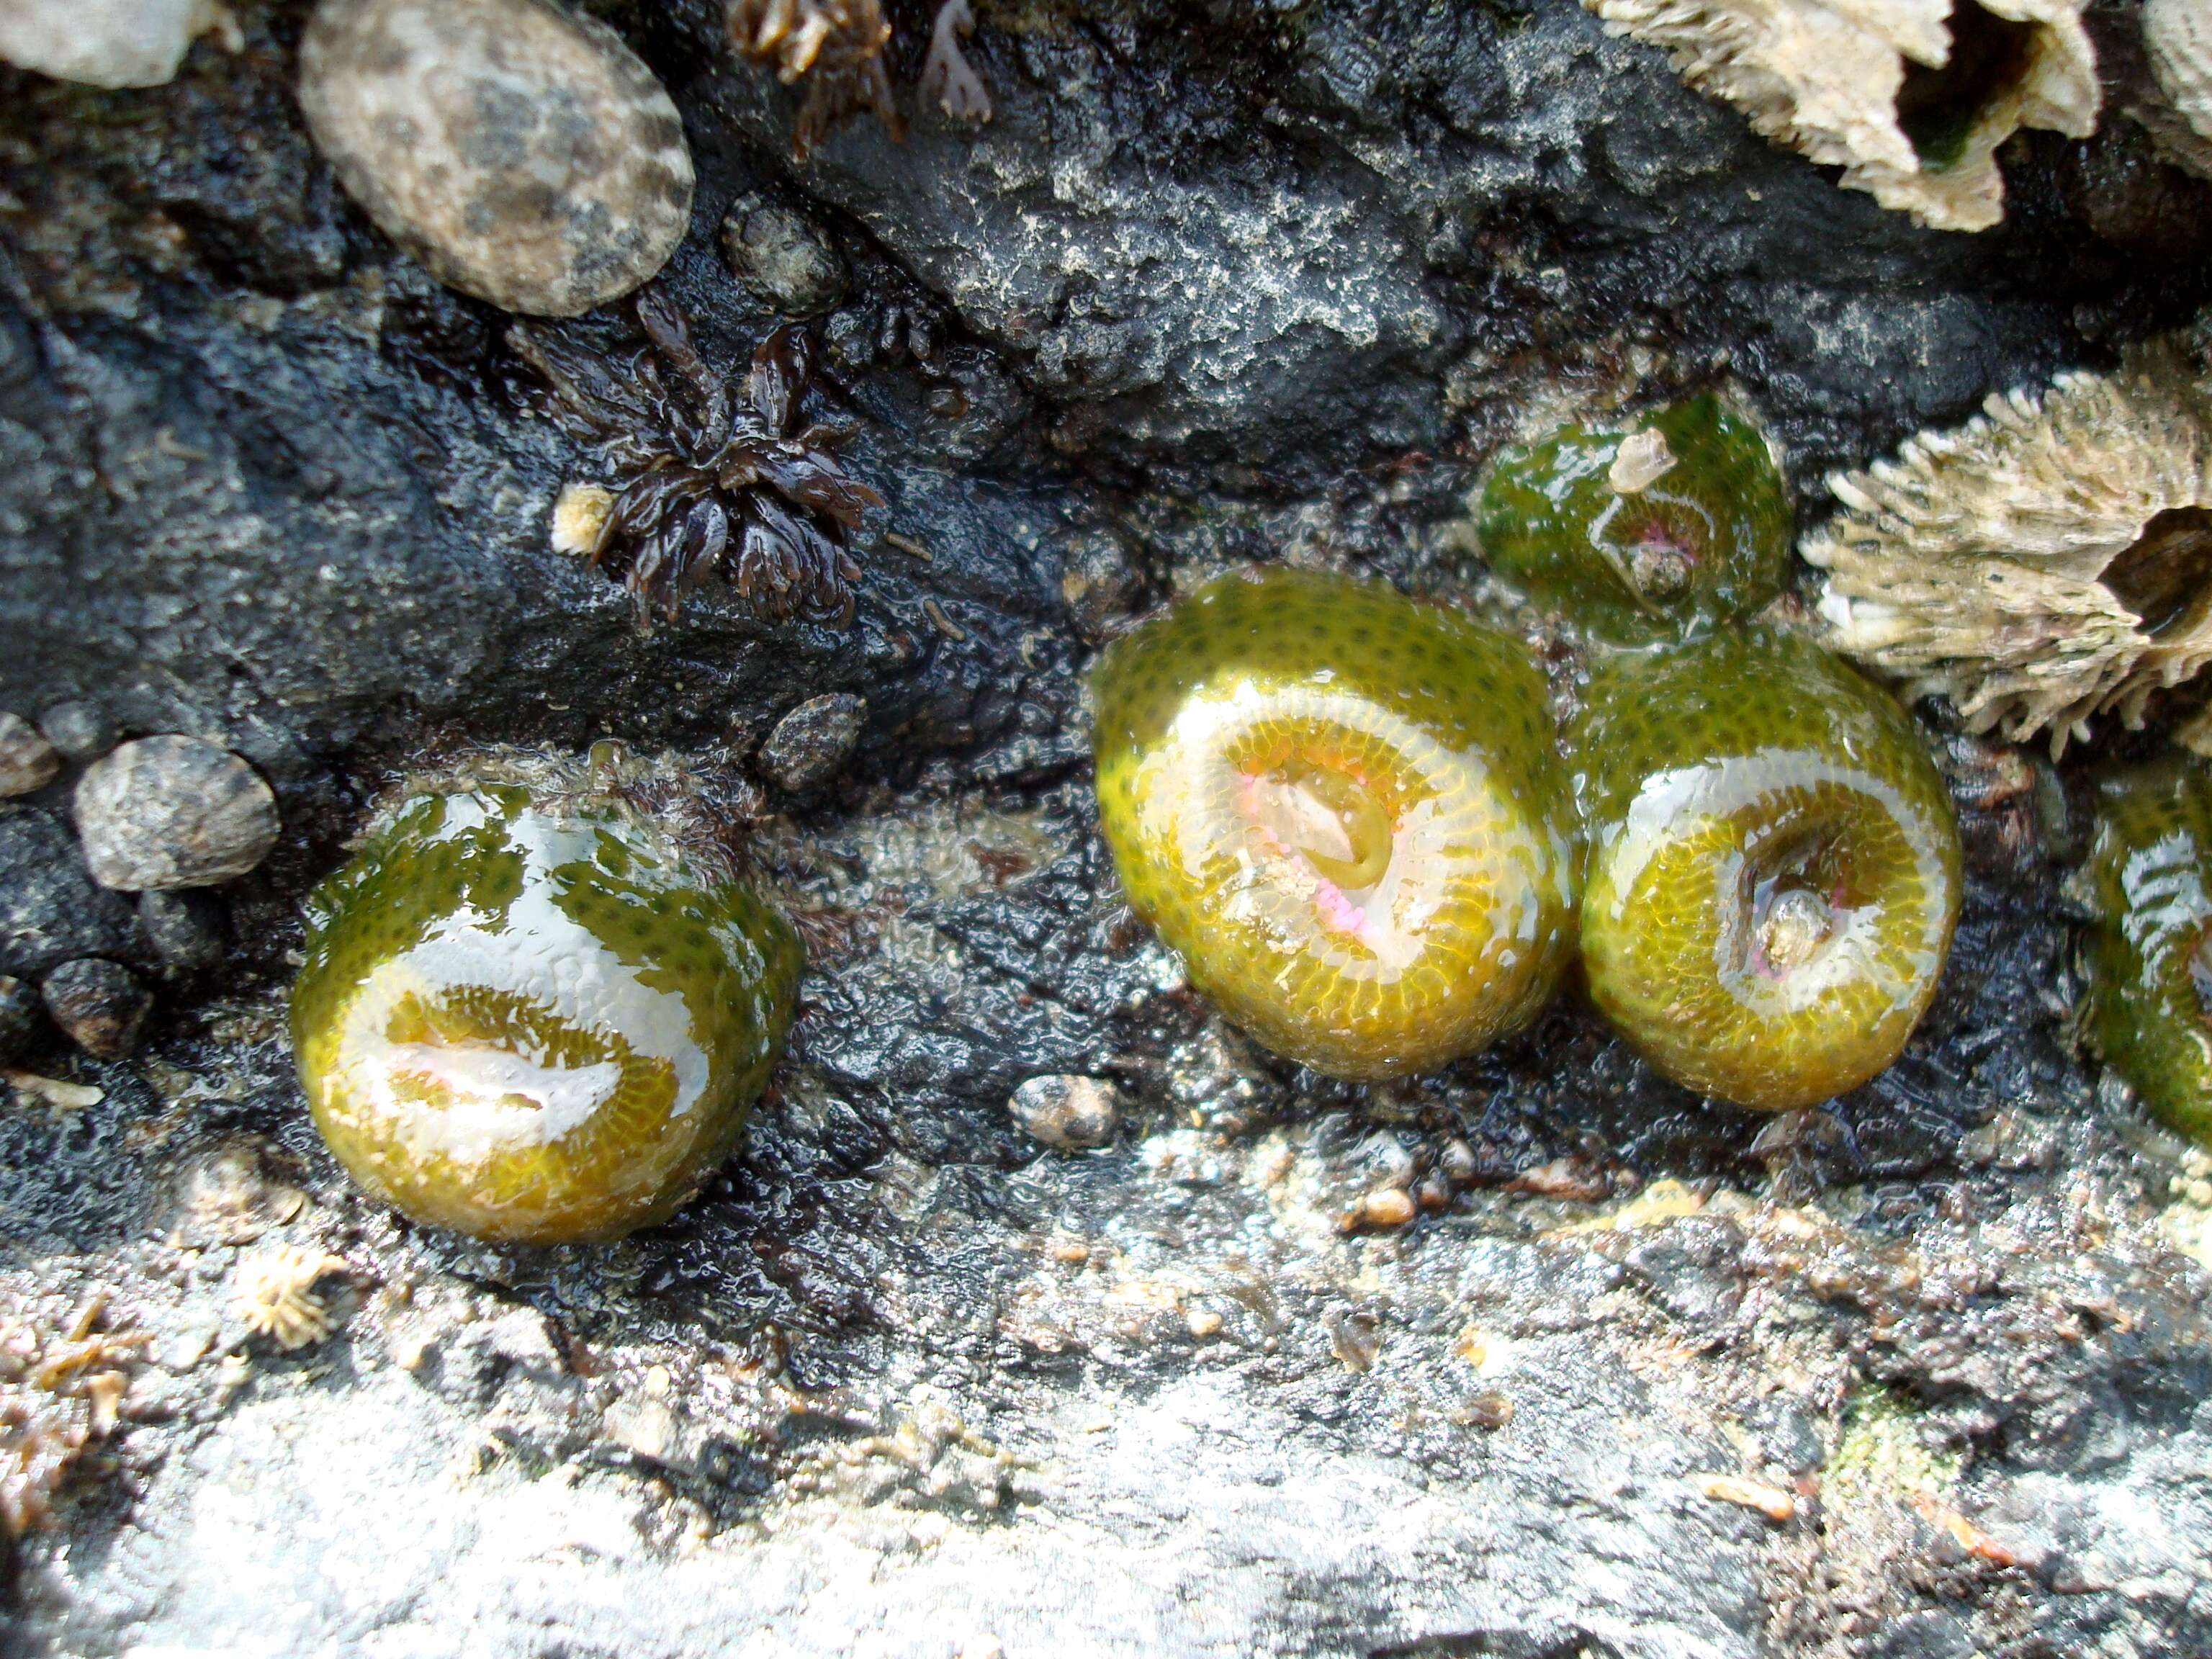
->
[2141, 0, 2212, 179]
[298, 0, 695, 318]
[0, 0, 230, 89]
[1804, 338, 2212, 756]
[1583, 0, 2100, 232]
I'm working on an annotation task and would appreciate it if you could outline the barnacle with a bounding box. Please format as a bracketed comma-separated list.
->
[1583, 0, 2099, 231]
[2141, 0, 2212, 180]
[1091, 567, 1579, 1081]
[290, 765, 803, 1244]
[727, 0, 901, 155]
[1804, 338, 2212, 757]
[1477, 394, 1791, 644]
[2077, 755, 2212, 1146]
[1566, 626, 1961, 1111]
[233, 1247, 346, 1350]
[511, 287, 881, 626]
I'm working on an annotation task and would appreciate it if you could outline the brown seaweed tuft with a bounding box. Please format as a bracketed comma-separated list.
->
[511, 287, 882, 628]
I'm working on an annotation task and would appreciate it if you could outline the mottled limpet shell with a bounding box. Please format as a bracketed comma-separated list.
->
[1567, 626, 1961, 1112]
[1091, 567, 1580, 1081]
[1804, 337, 2212, 758]
[2077, 754, 2212, 1146]
[299, 0, 695, 317]
[291, 783, 801, 1244]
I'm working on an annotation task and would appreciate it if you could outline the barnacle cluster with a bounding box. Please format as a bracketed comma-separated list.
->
[2142, 0, 2212, 180]
[2076, 755, 2212, 1146]
[512, 287, 881, 626]
[1804, 337, 2212, 757]
[1096, 398, 1963, 1112]
[290, 755, 802, 1244]
[1583, 0, 2100, 231]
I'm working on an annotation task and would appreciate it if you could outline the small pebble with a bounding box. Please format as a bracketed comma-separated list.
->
[719, 194, 848, 316]
[0, 714, 60, 797]
[40, 701, 118, 764]
[1341, 1186, 1418, 1231]
[1007, 1074, 1121, 1151]
[138, 889, 228, 976]
[42, 958, 152, 1058]
[758, 694, 867, 792]
[74, 736, 279, 891]
[0, 975, 43, 1066]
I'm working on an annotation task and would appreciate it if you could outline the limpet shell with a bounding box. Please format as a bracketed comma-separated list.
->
[299, 0, 695, 317]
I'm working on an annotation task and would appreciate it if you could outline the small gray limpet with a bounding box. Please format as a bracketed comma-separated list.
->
[298, 0, 696, 318]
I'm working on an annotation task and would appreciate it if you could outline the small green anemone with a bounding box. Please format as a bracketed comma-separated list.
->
[1477, 395, 1791, 643]
[1566, 626, 1961, 1110]
[291, 781, 801, 1244]
[2080, 755, 2212, 1146]
[1090, 567, 1580, 1081]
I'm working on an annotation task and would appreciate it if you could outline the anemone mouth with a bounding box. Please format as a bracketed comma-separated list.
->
[1238, 760, 1398, 896]
[2103, 506, 2212, 639]
[1894, 1, 2038, 169]
[1596, 495, 1712, 611]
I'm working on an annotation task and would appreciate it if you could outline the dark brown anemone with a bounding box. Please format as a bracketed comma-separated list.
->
[510, 288, 881, 626]
[726, 0, 902, 156]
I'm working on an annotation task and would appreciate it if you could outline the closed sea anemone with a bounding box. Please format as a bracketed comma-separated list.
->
[1090, 567, 1579, 1081]
[511, 287, 881, 626]
[290, 753, 803, 1244]
[1477, 393, 1791, 644]
[1804, 336, 2212, 757]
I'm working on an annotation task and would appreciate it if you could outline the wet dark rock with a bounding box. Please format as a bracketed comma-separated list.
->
[0, 711, 59, 797]
[73, 737, 279, 891]
[0, 974, 42, 1065]
[1007, 1073, 1121, 1151]
[0, 809, 143, 979]
[40, 957, 150, 1058]
[36, 703, 116, 766]
[757, 693, 867, 791]
[719, 192, 848, 315]
[136, 889, 227, 977]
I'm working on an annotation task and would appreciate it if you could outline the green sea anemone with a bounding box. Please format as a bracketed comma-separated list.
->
[291, 778, 801, 1244]
[1090, 567, 1578, 1080]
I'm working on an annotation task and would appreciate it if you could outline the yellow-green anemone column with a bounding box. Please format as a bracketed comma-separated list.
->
[291, 784, 801, 1244]
[1090, 567, 1580, 1080]
[2080, 756, 2212, 1147]
[1566, 626, 1961, 1110]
